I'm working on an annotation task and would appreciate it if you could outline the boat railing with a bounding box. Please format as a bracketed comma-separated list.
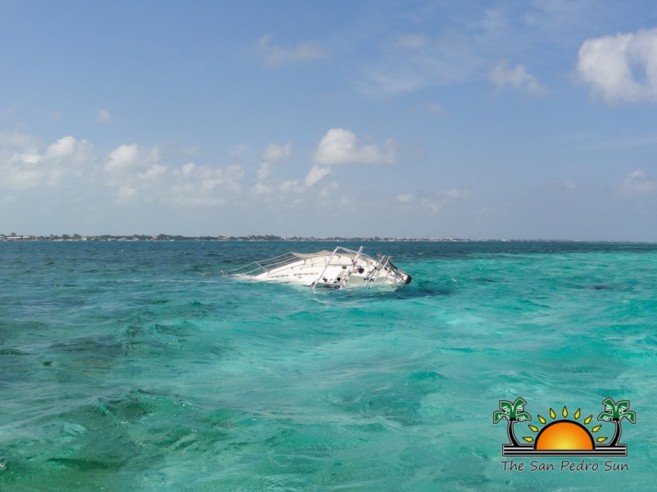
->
[338, 246, 363, 289]
[309, 245, 363, 290]
[224, 246, 360, 277]
[310, 247, 341, 289]
[222, 251, 301, 276]
[224, 245, 375, 287]
[306, 246, 355, 288]
[364, 255, 391, 286]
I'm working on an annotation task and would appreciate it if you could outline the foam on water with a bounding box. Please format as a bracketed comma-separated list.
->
[1, 241, 656, 490]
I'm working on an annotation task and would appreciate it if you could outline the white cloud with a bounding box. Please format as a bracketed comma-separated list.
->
[101, 143, 246, 205]
[313, 128, 395, 166]
[262, 142, 292, 162]
[279, 179, 304, 194]
[286, 128, 397, 191]
[395, 193, 414, 204]
[577, 28, 657, 104]
[103, 144, 160, 200]
[104, 144, 142, 174]
[0, 130, 399, 223]
[252, 142, 295, 195]
[117, 184, 137, 201]
[181, 162, 195, 177]
[1, 135, 92, 189]
[256, 161, 271, 181]
[46, 136, 74, 160]
[623, 169, 656, 195]
[305, 165, 333, 187]
[490, 60, 547, 95]
[0, 131, 39, 149]
[252, 181, 272, 195]
[2, 158, 41, 189]
[255, 35, 326, 66]
[139, 163, 167, 181]
[171, 162, 244, 205]
[96, 108, 111, 123]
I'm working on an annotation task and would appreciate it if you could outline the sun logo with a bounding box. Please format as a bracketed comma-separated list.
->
[493, 397, 636, 457]
[525, 406, 601, 450]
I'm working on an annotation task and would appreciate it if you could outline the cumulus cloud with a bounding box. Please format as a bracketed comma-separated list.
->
[46, 136, 76, 160]
[139, 163, 167, 181]
[1, 135, 305, 209]
[1, 135, 92, 189]
[256, 161, 271, 181]
[2, 131, 391, 215]
[0, 131, 39, 149]
[100, 142, 246, 205]
[313, 128, 395, 166]
[104, 144, 143, 174]
[395, 193, 414, 204]
[103, 144, 162, 200]
[623, 169, 656, 195]
[253, 132, 392, 194]
[252, 181, 272, 195]
[490, 60, 547, 95]
[300, 128, 395, 188]
[170, 162, 244, 205]
[261, 142, 292, 162]
[305, 165, 333, 187]
[577, 28, 657, 104]
[252, 142, 296, 195]
[255, 35, 326, 66]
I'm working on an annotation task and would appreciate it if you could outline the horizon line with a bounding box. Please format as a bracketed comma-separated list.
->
[1, 233, 655, 244]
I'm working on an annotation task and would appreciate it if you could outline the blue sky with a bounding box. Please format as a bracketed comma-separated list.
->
[2, 0, 657, 240]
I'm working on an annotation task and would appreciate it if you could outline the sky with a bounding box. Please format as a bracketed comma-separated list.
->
[2, 0, 657, 240]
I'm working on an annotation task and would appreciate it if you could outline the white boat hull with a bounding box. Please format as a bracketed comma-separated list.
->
[230, 246, 411, 289]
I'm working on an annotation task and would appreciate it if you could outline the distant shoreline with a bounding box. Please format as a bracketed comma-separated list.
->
[0, 234, 650, 243]
[0, 233, 486, 242]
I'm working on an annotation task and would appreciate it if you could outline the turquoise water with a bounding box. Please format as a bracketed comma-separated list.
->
[1, 241, 656, 491]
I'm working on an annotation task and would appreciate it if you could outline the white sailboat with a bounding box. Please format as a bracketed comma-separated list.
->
[228, 246, 411, 289]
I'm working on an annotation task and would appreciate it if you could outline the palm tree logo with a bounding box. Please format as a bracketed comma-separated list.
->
[493, 397, 636, 457]
[493, 397, 531, 447]
[597, 397, 637, 447]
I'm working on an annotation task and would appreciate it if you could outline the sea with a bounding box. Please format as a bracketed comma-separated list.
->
[1, 240, 656, 491]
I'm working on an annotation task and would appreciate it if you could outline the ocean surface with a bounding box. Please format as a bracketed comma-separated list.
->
[1, 240, 656, 491]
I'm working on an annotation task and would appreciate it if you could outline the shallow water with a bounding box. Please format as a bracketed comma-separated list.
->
[1, 240, 656, 490]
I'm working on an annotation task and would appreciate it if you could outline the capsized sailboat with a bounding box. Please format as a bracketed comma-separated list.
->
[226, 246, 411, 289]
